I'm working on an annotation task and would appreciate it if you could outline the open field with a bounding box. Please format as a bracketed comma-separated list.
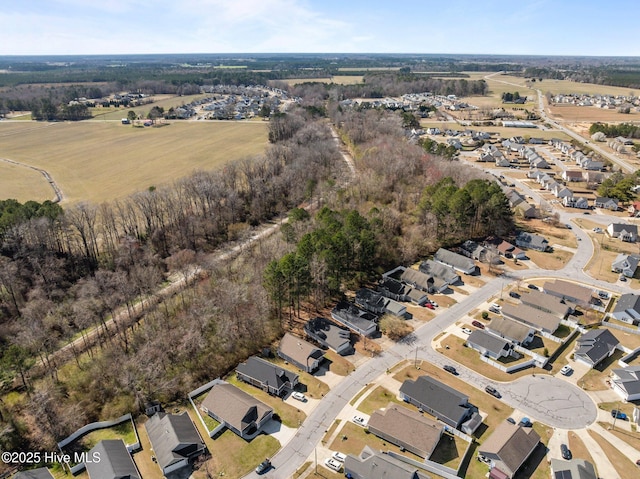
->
[0, 121, 268, 204]
[89, 93, 210, 121]
[0, 160, 53, 201]
[282, 75, 364, 85]
[549, 104, 640, 123]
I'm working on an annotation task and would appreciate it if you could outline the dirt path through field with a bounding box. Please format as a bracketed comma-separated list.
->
[0, 157, 64, 202]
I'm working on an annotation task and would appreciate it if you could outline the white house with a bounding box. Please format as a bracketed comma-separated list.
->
[607, 223, 638, 242]
[609, 293, 640, 324]
[611, 254, 640, 278]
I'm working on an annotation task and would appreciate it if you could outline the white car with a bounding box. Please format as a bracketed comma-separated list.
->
[491, 303, 501, 310]
[324, 458, 342, 472]
[332, 451, 347, 463]
[461, 327, 472, 335]
[291, 392, 307, 402]
[352, 415, 367, 426]
[560, 365, 573, 376]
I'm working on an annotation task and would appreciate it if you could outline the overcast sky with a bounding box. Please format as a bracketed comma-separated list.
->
[3, 0, 639, 56]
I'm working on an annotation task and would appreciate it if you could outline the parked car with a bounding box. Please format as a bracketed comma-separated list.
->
[443, 365, 458, 375]
[509, 291, 520, 299]
[472, 320, 485, 329]
[489, 306, 501, 314]
[485, 386, 501, 398]
[620, 274, 627, 282]
[429, 300, 439, 308]
[598, 290, 610, 299]
[352, 415, 367, 426]
[332, 452, 347, 463]
[611, 409, 628, 420]
[561, 444, 572, 460]
[324, 458, 342, 472]
[527, 284, 539, 290]
[461, 327, 472, 335]
[291, 392, 307, 402]
[506, 417, 516, 424]
[491, 303, 501, 310]
[565, 223, 572, 229]
[518, 417, 532, 427]
[560, 365, 573, 376]
[424, 302, 435, 310]
[255, 459, 272, 475]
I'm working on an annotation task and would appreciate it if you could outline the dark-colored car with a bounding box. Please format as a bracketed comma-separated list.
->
[527, 284, 539, 290]
[443, 365, 458, 375]
[485, 386, 501, 398]
[518, 417, 532, 427]
[506, 417, 516, 424]
[560, 444, 572, 460]
[611, 409, 628, 420]
[472, 320, 485, 329]
[255, 459, 272, 475]
[509, 291, 520, 299]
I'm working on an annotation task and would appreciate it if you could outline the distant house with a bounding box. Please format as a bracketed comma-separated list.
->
[562, 170, 584, 182]
[399, 376, 481, 434]
[433, 248, 476, 274]
[550, 459, 597, 479]
[86, 440, 140, 479]
[611, 365, 640, 401]
[344, 446, 431, 479]
[515, 232, 549, 252]
[466, 330, 517, 360]
[543, 280, 594, 309]
[367, 403, 443, 459]
[304, 317, 353, 356]
[486, 316, 535, 346]
[145, 412, 205, 476]
[477, 422, 540, 479]
[607, 223, 638, 242]
[514, 201, 537, 219]
[500, 303, 560, 334]
[574, 329, 620, 368]
[595, 197, 619, 211]
[13, 469, 55, 479]
[236, 356, 299, 396]
[278, 333, 324, 373]
[611, 253, 640, 278]
[519, 290, 572, 318]
[331, 301, 378, 337]
[609, 293, 640, 325]
[563, 196, 589, 209]
[201, 382, 273, 439]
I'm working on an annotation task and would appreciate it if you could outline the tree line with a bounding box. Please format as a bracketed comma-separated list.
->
[589, 122, 640, 139]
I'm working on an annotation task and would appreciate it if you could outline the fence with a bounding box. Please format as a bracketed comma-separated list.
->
[384, 450, 462, 479]
[188, 378, 227, 438]
[602, 319, 640, 336]
[618, 346, 640, 368]
[479, 353, 538, 373]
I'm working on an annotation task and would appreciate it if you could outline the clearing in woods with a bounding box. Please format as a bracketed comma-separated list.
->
[0, 121, 268, 204]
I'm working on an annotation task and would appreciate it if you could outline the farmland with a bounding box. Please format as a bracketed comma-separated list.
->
[0, 120, 268, 204]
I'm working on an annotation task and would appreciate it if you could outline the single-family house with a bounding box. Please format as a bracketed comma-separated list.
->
[13, 469, 55, 479]
[477, 422, 540, 479]
[553, 185, 573, 199]
[201, 382, 273, 439]
[607, 223, 638, 242]
[486, 316, 535, 346]
[515, 232, 549, 252]
[377, 277, 414, 303]
[550, 459, 597, 479]
[466, 330, 518, 360]
[304, 317, 353, 355]
[627, 201, 640, 217]
[367, 403, 443, 459]
[461, 240, 488, 261]
[609, 293, 640, 325]
[519, 290, 572, 318]
[344, 446, 431, 479]
[388, 266, 436, 293]
[543, 280, 594, 309]
[562, 170, 584, 182]
[331, 301, 378, 337]
[433, 248, 476, 274]
[236, 356, 299, 396]
[418, 260, 461, 287]
[584, 170, 605, 184]
[611, 253, 640, 278]
[611, 366, 640, 401]
[563, 196, 590, 209]
[399, 376, 481, 434]
[500, 303, 560, 334]
[515, 201, 537, 218]
[574, 329, 620, 368]
[595, 197, 619, 211]
[278, 333, 324, 373]
[86, 440, 140, 479]
[145, 412, 205, 476]
[495, 240, 526, 259]
[356, 288, 407, 318]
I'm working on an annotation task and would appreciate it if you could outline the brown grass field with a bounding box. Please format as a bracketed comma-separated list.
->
[0, 121, 268, 204]
[282, 75, 364, 85]
[0, 161, 53, 201]
[549, 104, 640, 123]
[89, 93, 210, 121]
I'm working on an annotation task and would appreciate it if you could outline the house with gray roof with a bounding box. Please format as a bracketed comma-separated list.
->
[478, 422, 540, 479]
[515, 232, 549, 252]
[550, 459, 597, 479]
[595, 197, 619, 211]
[145, 412, 205, 476]
[13, 469, 54, 479]
[86, 440, 140, 479]
[543, 280, 594, 309]
[466, 330, 518, 360]
[400, 265, 448, 293]
[236, 356, 299, 396]
[377, 277, 414, 303]
[419, 260, 460, 286]
[201, 381, 273, 439]
[611, 253, 640, 278]
[278, 333, 324, 373]
[610, 293, 640, 325]
[519, 290, 572, 318]
[574, 329, 620, 368]
[434, 248, 477, 274]
[331, 301, 378, 337]
[500, 303, 561, 334]
[607, 222, 638, 242]
[399, 376, 481, 434]
[486, 316, 535, 346]
[355, 289, 407, 318]
[611, 365, 640, 401]
[367, 403, 443, 459]
[304, 316, 353, 355]
[344, 446, 430, 479]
